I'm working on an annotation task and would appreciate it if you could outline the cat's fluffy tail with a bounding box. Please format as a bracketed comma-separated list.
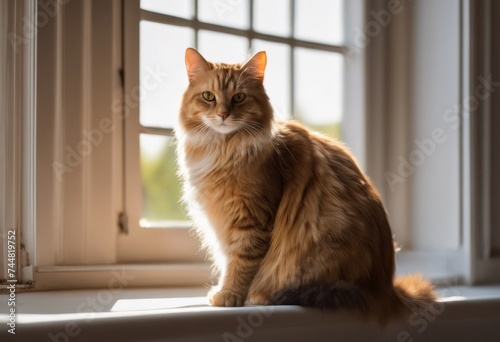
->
[392, 274, 437, 312]
[269, 274, 436, 323]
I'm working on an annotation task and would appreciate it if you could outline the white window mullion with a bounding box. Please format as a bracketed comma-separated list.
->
[343, 0, 367, 172]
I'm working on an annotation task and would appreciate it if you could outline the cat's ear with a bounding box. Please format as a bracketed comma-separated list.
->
[242, 51, 267, 82]
[185, 48, 210, 82]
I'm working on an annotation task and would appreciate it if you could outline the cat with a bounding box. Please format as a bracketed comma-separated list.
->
[176, 48, 436, 323]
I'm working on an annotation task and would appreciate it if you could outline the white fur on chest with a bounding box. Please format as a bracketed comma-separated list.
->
[177, 128, 274, 215]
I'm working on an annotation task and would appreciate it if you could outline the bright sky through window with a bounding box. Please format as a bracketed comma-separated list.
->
[139, 0, 344, 158]
[138, 0, 344, 223]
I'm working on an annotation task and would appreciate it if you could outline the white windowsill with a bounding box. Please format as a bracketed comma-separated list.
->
[1, 286, 499, 341]
[29, 264, 212, 291]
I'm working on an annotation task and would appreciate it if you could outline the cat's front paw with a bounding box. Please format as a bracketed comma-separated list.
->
[209, 289, 245, 307]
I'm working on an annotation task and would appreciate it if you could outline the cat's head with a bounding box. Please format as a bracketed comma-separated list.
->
[179, 48, 273, 137]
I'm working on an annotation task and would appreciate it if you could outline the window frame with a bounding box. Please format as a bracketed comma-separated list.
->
[364, 0, 468, 282]
[1, 0, 37, 288]
[120, 0, 358, 262]
[365, 0, 500, 285]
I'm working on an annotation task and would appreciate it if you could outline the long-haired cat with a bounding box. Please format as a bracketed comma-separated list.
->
[176, 48, 436, 323]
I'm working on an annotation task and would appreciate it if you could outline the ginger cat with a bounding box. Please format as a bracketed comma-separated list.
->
[176, 48, 436, 322]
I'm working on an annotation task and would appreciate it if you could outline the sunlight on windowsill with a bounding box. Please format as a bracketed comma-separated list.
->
[111, 296, 208, 311]
[8, 285, 500, 325]
[4, 286, 499, 342]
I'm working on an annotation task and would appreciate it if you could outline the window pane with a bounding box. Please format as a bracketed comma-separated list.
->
[198, 0, 250, 30]
[251, 40, 291, 120]
[198, 30, 248, 64]
[253, 0, 290, 37]
[294, 48, 343, 139]
[294, 0, 343, 45]
[140, 0, 194, 19]
[140, 134, 188, 223]
[140, 21, 194, 128]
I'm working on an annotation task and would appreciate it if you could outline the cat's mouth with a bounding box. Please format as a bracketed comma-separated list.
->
[206, 117, 239, 135]
[214, 123, 238, 134]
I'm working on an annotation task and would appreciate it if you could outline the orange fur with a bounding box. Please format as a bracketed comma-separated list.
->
[176, 48, 436, 321]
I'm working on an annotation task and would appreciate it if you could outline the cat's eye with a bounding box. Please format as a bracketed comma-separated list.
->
[202, 91, 215, 101]
[232, 93, 246, 103]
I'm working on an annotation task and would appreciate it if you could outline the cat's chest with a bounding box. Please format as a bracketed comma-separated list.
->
[188, 155, 252, 195]
[185, 143, 250, 180]
[181, 138, 277, 207]
[186, 154, 268, 214]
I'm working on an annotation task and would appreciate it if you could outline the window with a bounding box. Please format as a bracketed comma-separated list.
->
[121, 0, 349, 261]
[9, 0, 497, 290]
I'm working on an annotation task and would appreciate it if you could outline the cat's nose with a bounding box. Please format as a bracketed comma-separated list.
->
[218, 112, 230, 121]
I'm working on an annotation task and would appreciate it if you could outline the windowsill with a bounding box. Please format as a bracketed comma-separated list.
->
[2, 286, 500, 341]
[30, 264, 212, 291]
